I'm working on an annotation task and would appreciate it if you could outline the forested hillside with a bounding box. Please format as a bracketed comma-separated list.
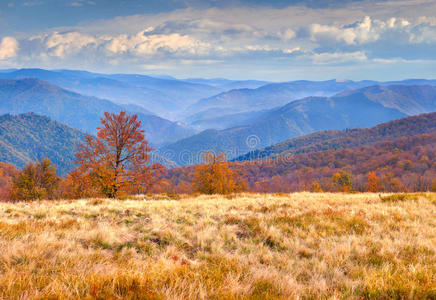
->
[157, 132, 436, 193]
[0, 78, 194, 146]
[155, 113, 436, 193]
[0, 113, 84, 176]
[235, 112, 436, 161]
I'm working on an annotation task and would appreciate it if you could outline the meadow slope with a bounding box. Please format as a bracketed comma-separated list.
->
[0, 193, 435, 299]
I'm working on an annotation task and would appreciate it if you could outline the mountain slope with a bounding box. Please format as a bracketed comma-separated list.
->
[185, 79, 436, 129]
[235, 112, 436, 161]
[160, 85, 436, 165]
[0, 78, 194, 146]
[0, 113, 84, 176]
[186, 109, 271, 131]
[0, 69, 223, 118]
[186, 79, 379, 117]
[337, 84, 436, 115]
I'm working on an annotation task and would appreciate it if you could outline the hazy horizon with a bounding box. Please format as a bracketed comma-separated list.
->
[1, 67, 436, 83]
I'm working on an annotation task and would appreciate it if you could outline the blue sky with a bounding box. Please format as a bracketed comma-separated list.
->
[0, 0, 436, 80]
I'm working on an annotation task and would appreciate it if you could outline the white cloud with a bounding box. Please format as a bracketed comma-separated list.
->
[0, 37, 19, 60]
[43, 32, 96, 58]
[22, 1, 45, 7]
[311, 15, 436, 47]
[311, 51, 368, 64]
[103, 30, 211, 57]
[67, 1, 96, 7]
[283, 47, 301, 54]
[278, 29, 296, 41]
[310, 16, 382, 45]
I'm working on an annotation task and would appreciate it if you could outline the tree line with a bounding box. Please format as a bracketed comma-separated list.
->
[0, 112, 244, 201]
[155, 133, 436, 194]
[1, 111, 435, 201]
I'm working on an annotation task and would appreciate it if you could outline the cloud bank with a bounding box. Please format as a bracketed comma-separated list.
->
[1, 0, 436, 80]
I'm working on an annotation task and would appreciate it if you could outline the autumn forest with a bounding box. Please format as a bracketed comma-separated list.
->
[0, 111, 435, 201]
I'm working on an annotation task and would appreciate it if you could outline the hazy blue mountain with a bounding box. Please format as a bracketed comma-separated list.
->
[0, 78, 194, 146]
[0, 113, 84, 176]
[337, 84, 436, 115]
[387, 79, 436, 86]
[0, 69, 223, 119]
[219, 80, 271, 90]
[185, 79, 436, 128]
[160, 85, 436, 165]
[187, 109, 271, 131]
[184, 78, 269, 89]
[183, 78, 239, 86]
[234, 112, 436, 162]
[186, 79, 379, 117]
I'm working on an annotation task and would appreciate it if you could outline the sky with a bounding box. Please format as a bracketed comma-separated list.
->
[0, 0, 436, 80]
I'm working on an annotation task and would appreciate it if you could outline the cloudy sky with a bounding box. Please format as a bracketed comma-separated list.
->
[0, 0, 436, 80]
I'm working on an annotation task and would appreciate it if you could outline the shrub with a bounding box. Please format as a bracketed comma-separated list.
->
[193, 153, 245, 195]
[10, 158, 59, 201]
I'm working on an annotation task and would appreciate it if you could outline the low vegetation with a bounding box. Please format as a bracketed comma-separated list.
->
[0, 193, 434, 299]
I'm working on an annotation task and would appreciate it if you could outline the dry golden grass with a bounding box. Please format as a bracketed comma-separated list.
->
[0, 193, 435, 299]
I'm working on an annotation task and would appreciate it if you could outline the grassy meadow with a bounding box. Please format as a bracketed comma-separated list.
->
[0, 193, 435, 299]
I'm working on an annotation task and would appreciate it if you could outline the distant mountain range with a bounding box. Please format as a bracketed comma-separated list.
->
[0, 113, 84, 176]
[1, 68, 436, 171]
[2, 69, 435, 123]
[235, 112, 436, 162]
[0, 78, 194, 146]
[160, 85, 436, 165]
[0, 69, 272, 119]
[184, 79, 436, 130]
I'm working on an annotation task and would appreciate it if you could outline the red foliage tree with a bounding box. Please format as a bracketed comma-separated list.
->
[75, 111, 164, 198]
[0, 162, 18, 201]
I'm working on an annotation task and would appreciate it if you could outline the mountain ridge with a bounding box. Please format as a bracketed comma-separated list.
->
[160, 84, 436, 165]
[0, 78, 194, 146]
[234, 112, 436, 162]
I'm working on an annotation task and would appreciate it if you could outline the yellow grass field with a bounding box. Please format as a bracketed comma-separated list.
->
[0, 193, 435, 299]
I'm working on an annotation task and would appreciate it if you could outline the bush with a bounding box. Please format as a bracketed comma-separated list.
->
[193, 153, 246, 195]
[10, 158, 59, 201]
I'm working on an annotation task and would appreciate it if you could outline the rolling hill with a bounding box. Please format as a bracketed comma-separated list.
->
[235, 112, 436, 161]
[0, 113, 84, 176]
[160, 85, 436, 165]
[0, 78, 194, 146]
